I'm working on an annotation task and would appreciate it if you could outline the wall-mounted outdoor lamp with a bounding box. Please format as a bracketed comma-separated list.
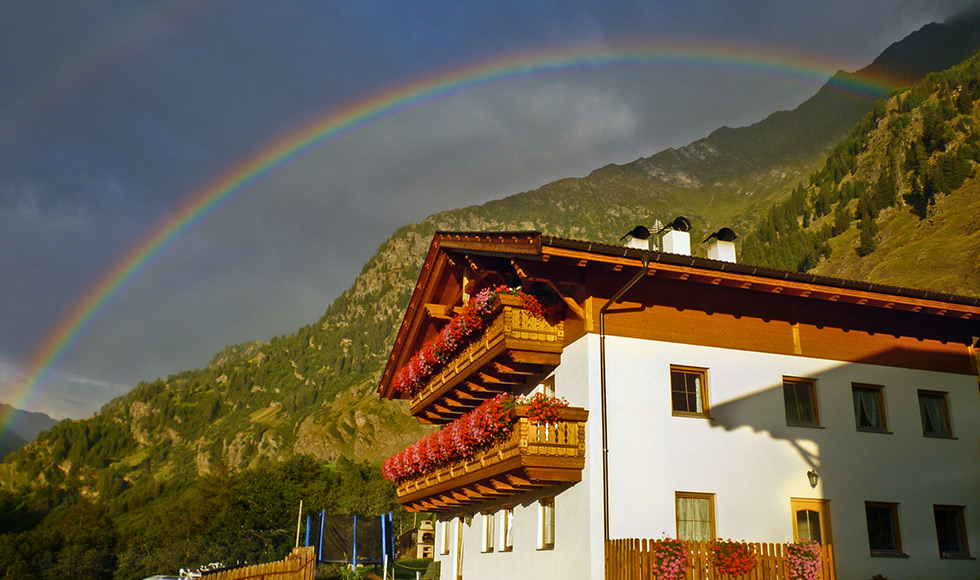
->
[807, 469, 820, 489]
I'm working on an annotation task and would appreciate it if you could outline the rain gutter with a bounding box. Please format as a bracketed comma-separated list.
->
[599, 255, 649, 543]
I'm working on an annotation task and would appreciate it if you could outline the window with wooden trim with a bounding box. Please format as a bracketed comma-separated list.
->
[865, 502, 903, 556]
[918, 390, 953, 437]
[852, 384, 888, 432]
[539, 498, 555, 550]
[935, 505, 970, 558]
[675, 492, 715, 541]
[500, 507, 514, 552]
[671, 366, 709, 417]
[783, 377, 819, 426]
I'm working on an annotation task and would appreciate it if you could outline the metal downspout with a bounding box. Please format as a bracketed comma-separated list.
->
[599, 256, 649, 543]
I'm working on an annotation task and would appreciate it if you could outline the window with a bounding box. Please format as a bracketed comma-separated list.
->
[852, 384, 888, 432]
[481, 511, 495, 552]
[919, 390, 952, 437]
[500, 507, 514, 552]
[539, 498, 555, 549]
[541, 376, 555, 398]
[783, 377, 819, 426]
[935, 505, 970, 558]
[796, 510, 822, 543]
[440, 520, 451, 555]
[865, 502, 903, 556]
[454, 517, 464, 580]
[676, 492, 715, 541]
[671, 366, 709, 417]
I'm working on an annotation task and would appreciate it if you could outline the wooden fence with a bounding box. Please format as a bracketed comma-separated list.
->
[205, 546, 316, 580]
[606, 539, 835, 580]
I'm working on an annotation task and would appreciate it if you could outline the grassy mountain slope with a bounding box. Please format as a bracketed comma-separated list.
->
[740, 52, 980, 296]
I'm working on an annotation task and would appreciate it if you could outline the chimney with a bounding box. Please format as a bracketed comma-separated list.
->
[661, 229, 691, 256]
[625, 237, 650, 250]
[706, 239, 737, 263]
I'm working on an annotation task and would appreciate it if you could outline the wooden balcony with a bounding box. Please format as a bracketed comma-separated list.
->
[396, 406, 588, 512]
[410, 293, 564, 423]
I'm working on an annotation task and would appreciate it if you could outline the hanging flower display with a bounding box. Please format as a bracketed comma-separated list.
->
[382, 393, 569, 483]
[786, 540, 822, 580]
[709, 539, 756, 576]
[392, 286, 547, 396]
[651, 538, 689, 580]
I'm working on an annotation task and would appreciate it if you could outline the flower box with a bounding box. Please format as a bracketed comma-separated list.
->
[393, 405, 588, 512]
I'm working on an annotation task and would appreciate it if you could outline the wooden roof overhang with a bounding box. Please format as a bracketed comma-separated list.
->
[379, 232, 980, 405]
[538, 236, 980, 324]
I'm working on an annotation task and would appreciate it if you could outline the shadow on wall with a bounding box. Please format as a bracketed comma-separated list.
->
[705, 347, 979, 575]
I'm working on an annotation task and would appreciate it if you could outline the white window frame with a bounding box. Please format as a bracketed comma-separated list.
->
[500, 507, 514, 552]
[454, 517, 464, 580]
[482, 511, 495, 553]
[440, 519, 451, 555]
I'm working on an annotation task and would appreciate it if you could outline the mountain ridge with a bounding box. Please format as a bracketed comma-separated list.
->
[0, 403, 59, 460]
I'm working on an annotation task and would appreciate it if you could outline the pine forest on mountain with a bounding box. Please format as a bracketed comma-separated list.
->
[3, 17, 980, 580]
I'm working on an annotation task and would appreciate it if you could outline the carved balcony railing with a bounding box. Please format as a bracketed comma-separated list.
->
[410, 293, 565, 423]
[395, 406, 588, 512]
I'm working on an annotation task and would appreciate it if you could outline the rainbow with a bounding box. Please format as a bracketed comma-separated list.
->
[8, 42, 907, 423]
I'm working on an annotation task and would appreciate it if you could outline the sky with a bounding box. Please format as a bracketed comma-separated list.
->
[1, 0, 977, 420]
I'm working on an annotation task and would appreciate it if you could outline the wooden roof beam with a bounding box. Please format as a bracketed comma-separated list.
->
[424, 303, 455, 320]
[491, 360, 539, 375]
[476, 370, 523, 386]
[456, 388, 497, 402]
[490, 478, 515, 491]
[443, 396, 469, 408]
[464, 381, 509, 394]
[474, 483, 504, 497]
[439, 492, 464, 507]
[506, 474, 546, 488]
[453, 390, 485, 402]
[508, 350, 561, 366]
[451, 491, 474, 504]
[461, 486, 490, 501]
[433, 403, 464, 417]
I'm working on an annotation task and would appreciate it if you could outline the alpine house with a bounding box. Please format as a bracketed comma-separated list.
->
[377, 229, 980, 580]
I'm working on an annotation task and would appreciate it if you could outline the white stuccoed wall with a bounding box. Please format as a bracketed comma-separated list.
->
[597, 334, 980, 580]
[433, 333, 980, 580]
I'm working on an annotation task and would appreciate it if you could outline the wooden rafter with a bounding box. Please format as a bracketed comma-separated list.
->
[491, 360, 538, 375]
[476, 370, 522, 386]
